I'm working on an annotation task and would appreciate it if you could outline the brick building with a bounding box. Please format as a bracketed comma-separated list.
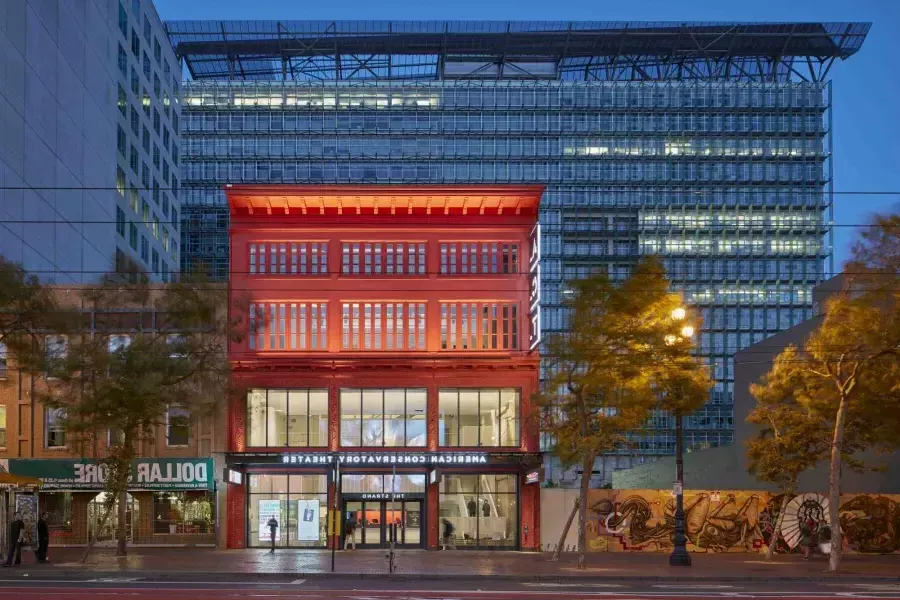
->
[223, 185, 543, 550]
[0, 289, 223, 547]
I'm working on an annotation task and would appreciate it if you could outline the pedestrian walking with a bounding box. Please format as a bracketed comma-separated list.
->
[799, 518, 815, 559]
[343, 518, 357, 550]
[3, 512, 25, 567]
[35, 513, 49, 563]
[441, 518, 456, 550]
[266, 516, 278, 553]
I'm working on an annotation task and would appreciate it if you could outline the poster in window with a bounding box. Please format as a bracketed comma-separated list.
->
[258, 499, 282, 542]
[15, 494, 38, 546]
[296, 499, 320, 541]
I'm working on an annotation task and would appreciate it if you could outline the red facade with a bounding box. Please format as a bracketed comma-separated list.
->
[225, 185, 542, 551]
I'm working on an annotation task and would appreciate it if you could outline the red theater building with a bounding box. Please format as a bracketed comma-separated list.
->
[223, 185, 542, 551]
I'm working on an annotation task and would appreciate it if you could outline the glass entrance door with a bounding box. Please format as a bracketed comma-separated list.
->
[343, 500, 423, 548]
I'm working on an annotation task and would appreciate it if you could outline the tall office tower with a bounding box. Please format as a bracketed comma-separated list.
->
[170, 21, 869, 482]
[0, 0, 181, 283]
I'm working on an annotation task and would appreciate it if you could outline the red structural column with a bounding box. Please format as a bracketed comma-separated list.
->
[520, 482, 540, 551]
[426, 482, 439, 549]
[226, 481, 246, 549]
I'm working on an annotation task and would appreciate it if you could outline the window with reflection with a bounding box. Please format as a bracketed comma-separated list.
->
[439, 474, 517, 549]
[438, 388, 519, 447]
[246, 389, 328, 447]
[340, 388, 426, 447]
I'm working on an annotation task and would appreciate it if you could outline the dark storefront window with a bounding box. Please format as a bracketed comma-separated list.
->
[152, 491, 215, 535]
[339, 388, 426, 447]
[247, 473, 328, 548]
[439, 473, 517, 548]
[39, 492, 73, 543]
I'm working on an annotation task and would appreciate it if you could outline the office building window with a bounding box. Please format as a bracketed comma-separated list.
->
[154, 73, 161, 99]
[438, 388, 519, 447]
[339, 388, 427, 447]
[117, 125, 126, 157]
[141, 200, 150, 223]
[141, 162, 150, 188]
[440, 302, 518, 350]
[153, 144, 160, 169]
[154, 37, 161, 63]
[143, 51, 151, 79]
[142, 88, 150, 114]
[341, 242, 425, 276]
[246, 389, 328, 448]
[118, 2, 127, 36]
[129, 145, 138, 173]
[142, 13, 151, 42]
[140, 235, 149, 262]
[129, 222, 138, 250]
[439, 474, 517, 549]
[116, 167, 126, 197]
[117, 84, 127, 116]
[440, 242, 519, 275]
[151, 249, 159, 274]
[130, 106, 139, 134]
[116, 207, 126, 237]
[248, 242, 327, 275]
[341, 302, 425, 350]
[130, 28, 139, 56]
[166, 405, 190, 446]
[248, 302, 327, 351]
[153, 109, 161, 134]
[45, 408, 66, 448]
[117, 44, 127, 75]
[128, 182, 139, 212]
[130, 67, 139, 94]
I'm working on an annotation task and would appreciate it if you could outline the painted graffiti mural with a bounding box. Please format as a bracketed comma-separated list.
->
[574, 489, 900, 554]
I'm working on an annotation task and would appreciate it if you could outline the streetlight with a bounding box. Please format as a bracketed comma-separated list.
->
[668, 306, 693, 567]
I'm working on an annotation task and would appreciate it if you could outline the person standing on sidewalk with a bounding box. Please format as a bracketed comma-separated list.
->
[35, 513, 49, 563]
[343, 518, 357, 550]
[3, 513, 25, 567]
[799, 518, 814, 559]
[266, 517, 278, 553]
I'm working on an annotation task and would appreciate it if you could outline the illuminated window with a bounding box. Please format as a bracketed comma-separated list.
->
[249, 242, 327, 275]
[341, 302, 425, 350]
[342, 242, 425, 276]
[440, 302, 518, 351]
[247, 389, 328, 448]
[339, 388, 426, 447]
[438, 388, 519, 447]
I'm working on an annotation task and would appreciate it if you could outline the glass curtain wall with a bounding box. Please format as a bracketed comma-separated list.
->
[247, 473, 328, 548]
[183, 80, 830, 463]
[438, 474, 517, 549]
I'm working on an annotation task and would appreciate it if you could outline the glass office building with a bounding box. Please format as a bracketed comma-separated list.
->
[168, 21, 869, 481]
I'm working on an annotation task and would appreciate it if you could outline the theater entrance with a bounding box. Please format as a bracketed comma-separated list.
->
[343, 499, 423, 548]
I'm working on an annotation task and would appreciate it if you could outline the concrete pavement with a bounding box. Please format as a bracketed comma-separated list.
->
[3, 547, 898, 582]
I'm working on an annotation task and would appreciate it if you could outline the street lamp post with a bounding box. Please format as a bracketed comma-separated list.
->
[668, 307, 692, 567]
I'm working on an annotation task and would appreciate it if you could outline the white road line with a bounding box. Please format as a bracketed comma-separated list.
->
[523, 583, 626, 588]
[653, 585, 735, 590]
[292, 579, 308, 585]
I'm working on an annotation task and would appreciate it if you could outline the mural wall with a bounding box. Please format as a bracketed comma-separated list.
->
[541, 489, 900, 554]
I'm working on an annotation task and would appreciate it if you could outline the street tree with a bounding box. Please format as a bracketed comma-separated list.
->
[0, 257, 62, 352]
[537, 257, 708, 568]
[15, 270, 240, 559]
[750, 212, 900, 571]
[745, 385, 830, 560]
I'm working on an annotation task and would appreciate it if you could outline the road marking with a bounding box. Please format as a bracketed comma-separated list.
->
[86, 577, 142, 583]
[291, 579, 308, 585]
[523, 583, 625, 588]
[653, 585, 735, 589]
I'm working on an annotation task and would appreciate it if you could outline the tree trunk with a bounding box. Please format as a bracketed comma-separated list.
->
[577, 453, 595, 570]
[80, 500, 115, 563]
[550, 497, 580, 561]
[116, 488, 128, 557]
[765, 493, 791, 561]
[828, 396, 848, 572]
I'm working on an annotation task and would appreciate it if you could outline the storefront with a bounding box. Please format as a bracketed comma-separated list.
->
[0, 469, 43, 550]
[5, 458, 217, 546]
[227, 451, 540, 550]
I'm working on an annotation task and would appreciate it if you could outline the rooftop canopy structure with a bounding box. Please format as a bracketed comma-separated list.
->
[165, 20, 870, 83]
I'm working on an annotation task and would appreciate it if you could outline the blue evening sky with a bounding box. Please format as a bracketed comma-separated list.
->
[156, 0, 900, 270]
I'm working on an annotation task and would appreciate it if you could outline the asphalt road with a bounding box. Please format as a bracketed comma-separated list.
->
[2, 579, 900, 600]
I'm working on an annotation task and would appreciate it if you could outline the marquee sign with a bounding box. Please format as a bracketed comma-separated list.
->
[529, 222, 541, 350]
[280, 452, 489, 466]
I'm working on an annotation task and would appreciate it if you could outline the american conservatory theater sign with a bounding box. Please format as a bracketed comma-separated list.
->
[281, 452, 489, 466]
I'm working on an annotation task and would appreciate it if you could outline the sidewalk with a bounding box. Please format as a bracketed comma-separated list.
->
[10, 548, 899, 582]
